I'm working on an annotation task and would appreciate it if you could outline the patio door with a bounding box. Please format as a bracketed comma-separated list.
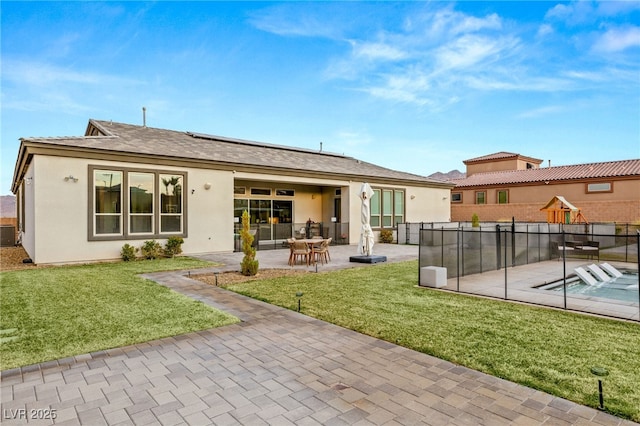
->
[250, 200, 272, 241]
[234, 199, 294, 244]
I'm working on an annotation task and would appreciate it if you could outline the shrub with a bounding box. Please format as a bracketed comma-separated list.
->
[141, 240, 163, 259]
[120, 243, 138, 261]
[164, 236, 184, 257]
[240, 210, 259, 276]
[379, 229, 393, 243]
[471, 213, 480, 227]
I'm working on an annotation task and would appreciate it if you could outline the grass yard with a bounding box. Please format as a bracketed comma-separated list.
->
[0, 258, 239, 370]
[222, 260, 640, 422]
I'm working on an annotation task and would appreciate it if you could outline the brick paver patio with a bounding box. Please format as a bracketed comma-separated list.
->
[1, 246, 638, 425]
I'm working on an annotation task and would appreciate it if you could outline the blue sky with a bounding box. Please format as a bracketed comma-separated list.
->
[2, 1, 639, 195]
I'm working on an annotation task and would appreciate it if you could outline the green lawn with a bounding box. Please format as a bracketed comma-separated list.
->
[223, 260, 640, 422]
[0, 258, 239, 370]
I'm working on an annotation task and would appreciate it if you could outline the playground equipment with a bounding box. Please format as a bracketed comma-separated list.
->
[540, 195, 588, 224]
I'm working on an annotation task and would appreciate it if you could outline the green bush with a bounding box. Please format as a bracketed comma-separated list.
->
[471, 213, 480, 227]
[164, 236, 184, 257]
[240, 210, 259, 276]
[141, 240, 163, 259]
[120, 243, 138, 261]
[379, 229, 393, 243]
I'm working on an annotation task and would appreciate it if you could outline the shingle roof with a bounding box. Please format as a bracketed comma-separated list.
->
[17, 119, 452, 188]
[453, 159, 640, 187]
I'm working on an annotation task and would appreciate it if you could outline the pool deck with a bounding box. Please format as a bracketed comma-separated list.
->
[440, 259, 640, 322]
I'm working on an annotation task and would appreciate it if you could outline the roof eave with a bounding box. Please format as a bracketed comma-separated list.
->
[15, 143, 456, 189]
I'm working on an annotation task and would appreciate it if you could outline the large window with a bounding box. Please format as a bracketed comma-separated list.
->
[370, 188, 404, 228]
[90, 166, 186, 240]
[94, 170, 123, 235]
[160, 174, 183, 233]
[129, 172, 154, 234]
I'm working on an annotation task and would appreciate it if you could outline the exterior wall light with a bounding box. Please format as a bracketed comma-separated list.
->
[64, 175, 78, 182]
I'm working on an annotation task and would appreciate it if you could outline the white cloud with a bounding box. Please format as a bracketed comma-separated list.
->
[351, 41, 408, 61]
[434, 34, 516, 72]
[1, 59, 144, 116]
[517, 105, 565, 119]
[545, 1, 597, 25]
[537, 24, 554, 38]
[592, 26, 640, 52]
[450, 12, 502, 35]
[420, 7, 502, 39]
[259, 2, 638, 111]
[3, 60, 140, 87]
[248, 4, 347, 39]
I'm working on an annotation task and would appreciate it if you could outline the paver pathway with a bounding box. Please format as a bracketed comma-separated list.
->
[2, 263, 638, 425]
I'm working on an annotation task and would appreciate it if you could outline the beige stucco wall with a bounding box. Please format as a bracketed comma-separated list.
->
[20, 162, 36, 260]
[23, 157, 452, 264]
[184, 168, 235, 254]
[27, 156, 234, 264]
[466, 158, 542, 176]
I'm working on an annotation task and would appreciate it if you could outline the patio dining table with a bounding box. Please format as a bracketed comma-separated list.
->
[288, 238, 330, 265]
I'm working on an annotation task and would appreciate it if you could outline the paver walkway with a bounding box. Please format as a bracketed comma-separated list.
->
[1, 246, 638, 425]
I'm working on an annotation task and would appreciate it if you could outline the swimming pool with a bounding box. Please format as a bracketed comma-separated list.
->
[539, 270, 639, 303]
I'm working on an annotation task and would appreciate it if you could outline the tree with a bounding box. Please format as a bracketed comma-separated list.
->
[240, 210, 259, 276]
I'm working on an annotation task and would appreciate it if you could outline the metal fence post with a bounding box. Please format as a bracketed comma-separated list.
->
[562, 229, 567, 310]
[504, 229, 508, 300]
[418, 228, 422, 286]
[511, 217, 516, 267]
[496, 224, 502, 270]
[456, 227, 460, 292]
[626, 223, 629, 263]
[441, 227, 444, 268]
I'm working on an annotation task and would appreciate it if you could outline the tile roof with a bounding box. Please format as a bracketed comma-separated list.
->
[18, 119, 452, 187]
[453, 159, 640, 187]
[463, 151, 543, 164]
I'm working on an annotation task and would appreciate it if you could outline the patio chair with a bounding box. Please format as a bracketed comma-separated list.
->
[286, 238, 296, 265]
[290, 241, 310, 266]
[313, 238, 332, 265]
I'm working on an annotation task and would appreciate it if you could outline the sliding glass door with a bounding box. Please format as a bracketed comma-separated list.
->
[234, 199, 293, 242]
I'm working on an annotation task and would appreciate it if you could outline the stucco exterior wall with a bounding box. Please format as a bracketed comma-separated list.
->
[466, 157, 542, 176]
[184, 168, 235, 254]
[20, 161, 36, 261]
[405, 186, 451, 222]
[22, 156, 452, 264]
[452, 178, 640, 223]
[27, 156, 235, 264]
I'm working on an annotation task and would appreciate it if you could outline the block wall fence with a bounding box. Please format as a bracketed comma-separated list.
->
[451, 200, 640, 223]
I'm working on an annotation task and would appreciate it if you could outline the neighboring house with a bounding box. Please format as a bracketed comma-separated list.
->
[0, 195, 18, 246]
[450, 152, 640, 223]
[11, 119, 454, 264]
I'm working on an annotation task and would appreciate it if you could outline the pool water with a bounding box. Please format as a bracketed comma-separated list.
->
[540, 271, 639, 303]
